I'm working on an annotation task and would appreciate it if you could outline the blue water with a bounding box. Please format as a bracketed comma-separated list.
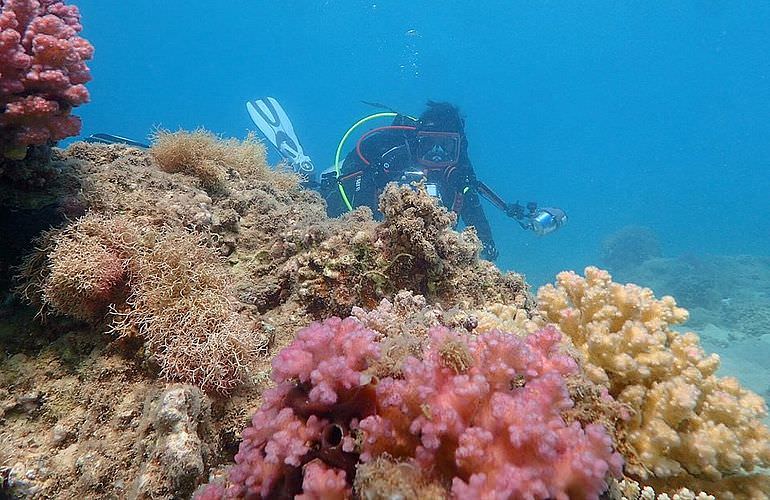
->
[73, 1, 770, 286]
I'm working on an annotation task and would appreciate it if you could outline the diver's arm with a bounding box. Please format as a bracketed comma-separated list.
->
[474, 181, 568, 236]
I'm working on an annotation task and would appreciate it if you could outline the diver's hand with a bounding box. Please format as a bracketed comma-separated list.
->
[505, 202, 526, 220]
[481, 242, 499, 261]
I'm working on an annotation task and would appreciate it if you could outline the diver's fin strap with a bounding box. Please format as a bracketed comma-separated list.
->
[246, 97, 315, 174]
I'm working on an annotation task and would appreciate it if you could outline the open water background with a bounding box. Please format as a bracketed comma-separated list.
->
[73, 0, 770, 286]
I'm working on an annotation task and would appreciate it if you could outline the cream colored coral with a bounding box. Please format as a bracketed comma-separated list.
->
[538, 267, 770, 486]
[473, 302, 543, 336]
[606, 477, 714, 500]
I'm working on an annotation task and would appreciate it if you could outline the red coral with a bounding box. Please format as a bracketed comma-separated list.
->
[0, 0, 93, 150]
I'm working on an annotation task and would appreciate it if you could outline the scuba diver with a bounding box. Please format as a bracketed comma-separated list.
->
[246, 97, 567, 261]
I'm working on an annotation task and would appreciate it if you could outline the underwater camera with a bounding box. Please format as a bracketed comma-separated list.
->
[531, 207, 568, 236]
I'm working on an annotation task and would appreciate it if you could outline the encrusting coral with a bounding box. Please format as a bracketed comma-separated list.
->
[197, 314, 623, 499]
[538, 266, 770, 497]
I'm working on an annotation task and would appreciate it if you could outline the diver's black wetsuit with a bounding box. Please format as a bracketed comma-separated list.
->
[322, 114, 498, 260]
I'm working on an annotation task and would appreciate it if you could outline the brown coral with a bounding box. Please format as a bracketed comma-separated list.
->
[285, 183, 532, 319]
[353, 455, 445, 500]
[16, 212, 266, 392]
[150, 129, 299, 192]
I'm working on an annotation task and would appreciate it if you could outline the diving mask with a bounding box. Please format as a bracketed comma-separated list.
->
[415, 131, 461, 168]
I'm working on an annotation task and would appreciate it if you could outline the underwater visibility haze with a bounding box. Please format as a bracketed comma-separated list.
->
[1, 1, 769, 499]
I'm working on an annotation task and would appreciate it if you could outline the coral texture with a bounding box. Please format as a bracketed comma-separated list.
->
[0, 0, 93, 152]
[358, 324, 623, 500]
[538, 267, 770, 491]
[205, 317, 378, 498]
[16, 212, 267, 392]
[606, 477, 714, 500]
[203, 317, 622, 499]
[290, 183, 533, 318]
[0, 320, 220, 500]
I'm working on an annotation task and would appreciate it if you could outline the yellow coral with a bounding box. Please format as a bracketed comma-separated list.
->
[473, 302, 542, 336]
[606, 477, 715, 500]
[538, 267, 770, 493]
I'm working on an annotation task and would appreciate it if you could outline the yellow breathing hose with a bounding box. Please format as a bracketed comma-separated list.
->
[333, 112, 398, 211]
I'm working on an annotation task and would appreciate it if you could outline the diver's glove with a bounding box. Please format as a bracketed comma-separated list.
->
[505, 201, 538, 220]
[481, 241, 499, 261]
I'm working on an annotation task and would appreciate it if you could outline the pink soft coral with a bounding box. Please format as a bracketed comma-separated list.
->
[200, 319, 622, 499]
[0, 0, 93, 150]
[358, 325, 623, 500]
[204, 317, 379, 499]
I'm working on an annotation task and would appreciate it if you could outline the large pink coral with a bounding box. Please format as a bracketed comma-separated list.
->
[358, 325, 624, 500]
[0, 0, 93, 150]
[201, 319, 622, 499]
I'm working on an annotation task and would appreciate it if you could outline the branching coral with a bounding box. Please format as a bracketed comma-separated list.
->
[472, 301, 543, 336]
[358, 324, 623, 500]
[197, 317, 379, 499]
[16, 212, 266, 392]
[0, 0, 93, 155]
[538, 266, 770, 494]
[606, 477, 715, 500]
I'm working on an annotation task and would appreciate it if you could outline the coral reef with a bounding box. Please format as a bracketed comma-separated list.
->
[149, 129, 299, 192]
[538, 267, 770, 496]
[200, 315, 622, 499]
[1, 135, 533, 498]
[3, 136, 767, 499]
[0, 0, 93, 157]
[16, 212, 267, 392]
